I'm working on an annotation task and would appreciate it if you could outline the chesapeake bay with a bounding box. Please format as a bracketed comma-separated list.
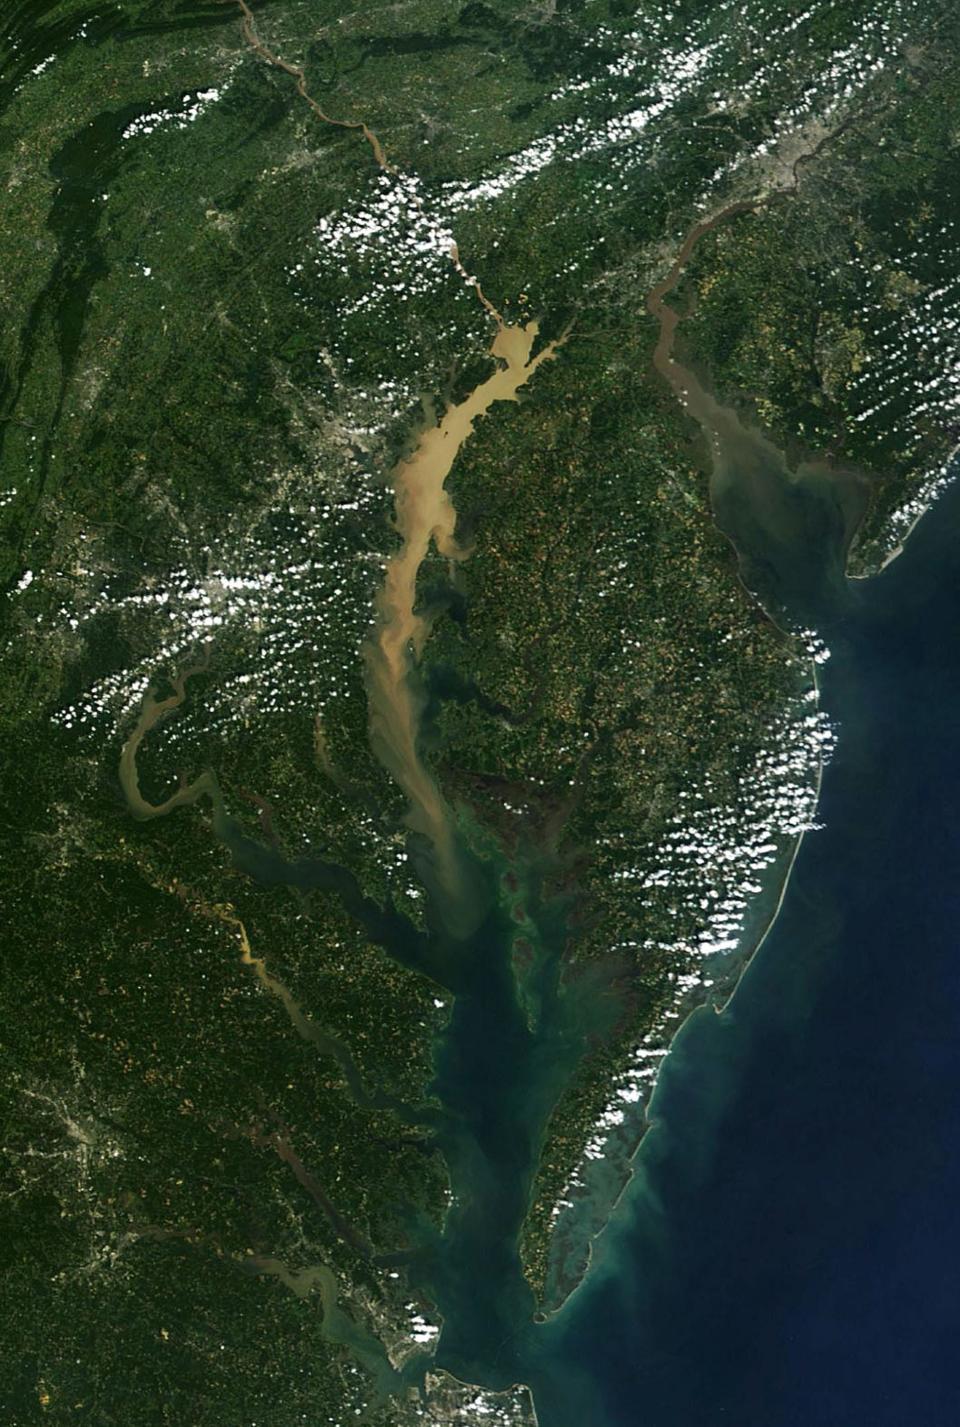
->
[531, 470, 960, 1426]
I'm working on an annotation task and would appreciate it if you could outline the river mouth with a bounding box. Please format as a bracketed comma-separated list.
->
[115, 198, 864, 1416]
[708, 414, 869, 630]
[362, 318, 565, 935]
[647, 194, 876, 634]
[111, 102, 887, 1422]
[529, 457, 960, 1427]
[115, 307, 592, 1396]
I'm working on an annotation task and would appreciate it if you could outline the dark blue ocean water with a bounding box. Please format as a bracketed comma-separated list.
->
[534, 477, 960, 1426]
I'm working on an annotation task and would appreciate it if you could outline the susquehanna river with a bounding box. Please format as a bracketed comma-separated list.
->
[120, 285, 960, 1421]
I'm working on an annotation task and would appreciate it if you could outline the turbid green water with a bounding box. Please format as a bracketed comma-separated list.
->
[532, 464, 960, 1427]
[112, 173, 867, 1416]
[123, 677, 602, 1390]
[648, 196, 869, 631]
[13, 2, 955, 1420]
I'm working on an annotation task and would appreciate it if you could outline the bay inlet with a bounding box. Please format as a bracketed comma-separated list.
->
[531, 461, 960, 1426]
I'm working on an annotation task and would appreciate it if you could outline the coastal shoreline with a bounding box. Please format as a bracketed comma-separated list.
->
[847, 444, 960, 581]
[531, 450, 960, 1328]
[531, 653, 825, 1327]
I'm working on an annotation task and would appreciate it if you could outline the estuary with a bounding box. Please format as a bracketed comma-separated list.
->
[7, 1, 960, 1422]
[533, 438, 960, 1427]
[115, 200, 877, 1423]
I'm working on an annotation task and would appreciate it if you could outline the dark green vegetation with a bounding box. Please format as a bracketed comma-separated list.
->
[4, 0, 960, 1422]
[674, 44, 960, 572]
[433, 329, 807, 1295]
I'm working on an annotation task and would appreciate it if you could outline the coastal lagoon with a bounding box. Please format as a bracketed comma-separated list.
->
[532, 471, 960, 1425]
[115, 203, 960, 1426]
[7, 3, 960, 1421]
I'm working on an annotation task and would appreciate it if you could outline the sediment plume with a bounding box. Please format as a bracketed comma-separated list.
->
[363, 321, 564, 913]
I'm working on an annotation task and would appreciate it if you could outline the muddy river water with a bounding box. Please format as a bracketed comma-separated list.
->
[117, 179, 880, 1414]
[363, 320, 563, 925]
[648, 202, 869, 627]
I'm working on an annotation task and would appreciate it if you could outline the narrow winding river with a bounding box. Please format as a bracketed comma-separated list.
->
[119, 308, 580, 1401]
[117, 162, 881, 1416]
[116, 15, 950, 1420]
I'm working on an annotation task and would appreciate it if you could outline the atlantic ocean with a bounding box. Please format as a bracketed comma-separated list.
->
[532, 471, 960, 1427]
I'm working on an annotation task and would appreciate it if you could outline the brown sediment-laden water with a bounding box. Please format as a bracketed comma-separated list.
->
[647, 201, 756, 426]
[647, 197, 869, 623]
[118, 323, 565, 904]
[116, 16, 574, 1379]
[115, 21, 884, 1419]
[118, 655, 220, 820]
[364, 320, 563, 916]
[230, 0, 389, 167]
[207, 903, 415, 1117]
[114, 157, 858, 1412]
[525, 147, 882, 1327]
[120, 675, 442, 1119]
[229, 0, 503, 323]
[225, 0, 570, 919]
[114, 315, 574, 1395]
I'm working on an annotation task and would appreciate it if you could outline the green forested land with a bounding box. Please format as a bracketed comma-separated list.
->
[3, 0, 960, 1419]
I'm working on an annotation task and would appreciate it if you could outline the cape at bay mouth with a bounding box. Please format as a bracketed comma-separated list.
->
[113, 84, 889, 1419]
[116, 313, 595, 1400]
[115, 199, 859, 1415]
[9, 0, 960, 1420]
[534, 459, 960, 1427]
